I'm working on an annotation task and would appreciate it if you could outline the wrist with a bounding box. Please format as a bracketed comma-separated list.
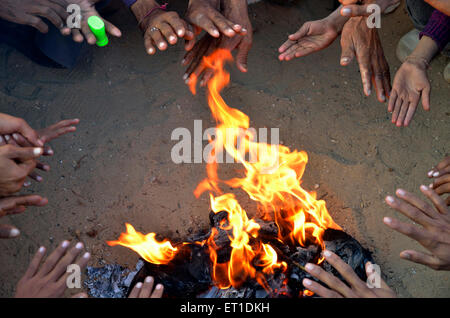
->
[404, 56, 429, 70]
[131, 0, 159, 21]
[326, 6, 349, 33]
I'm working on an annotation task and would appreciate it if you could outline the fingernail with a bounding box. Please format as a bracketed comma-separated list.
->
[386, 196, 395, 203]
[156, 284, 163, 290]
[427, 170, 434, 177]
[429, 183, 433, 189]
[383, 217, 392, 224]
[183, 74, 188, 80]
[4, 135, 10, 141]
[380, 94, 386, 102]
[227, 28, 234, 34]
[47, 149, 54, 155]
[145, 276, 153, 283]
[83, 252, 91, 259]
[169, 35, 176, 42]
[136, 282, 143, 289]
[33, 148, 43, 156]
[24, 181, 31, 187]
[305, 263, 315, 271]
[323, 250, 332, 258]
[159, 42, 165, 48]
[212, 30, 219, 37]
[37, 139, 44, 147]
[61, 240, 70, 248]
[342, 8, 352, 16]
[38, 246, 46, 253]
[9, 228, 20, 238]
[420, 185, 429, 191]
[367, 89, 372, 96]
[36, 176, 43, 182]
[12, 133, 19, 140]
[396, 189, 406, 196]
[148, 48, 155, 54]
[241, 28, 247, 33]
[402, 252, 410, 260]
[177, 30, 183, 36]
[341, 57, 349, 64]
[181, 59, 186, 65]
[75, 242, 83, 249]
[432, 172, 439, 177]
[303, 278, 312, 286]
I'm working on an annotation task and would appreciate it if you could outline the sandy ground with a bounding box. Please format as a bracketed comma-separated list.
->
[0, 0, 449, 298]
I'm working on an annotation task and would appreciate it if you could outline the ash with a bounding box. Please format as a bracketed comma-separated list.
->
[85, 260, 144, 298]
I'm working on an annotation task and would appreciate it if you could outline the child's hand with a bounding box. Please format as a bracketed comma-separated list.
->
[428, 156, 450, 205]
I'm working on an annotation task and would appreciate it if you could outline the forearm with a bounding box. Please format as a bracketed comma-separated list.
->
[409, 35, 439, 63]
[424, 0, 450, 16]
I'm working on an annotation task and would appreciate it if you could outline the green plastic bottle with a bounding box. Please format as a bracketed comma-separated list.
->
[87, 16, 108, 47]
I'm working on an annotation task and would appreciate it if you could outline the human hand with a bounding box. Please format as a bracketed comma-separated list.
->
[59, 0, 122, 44]
[302, 250, 396, 297]
[0, 145, 43, 196]
[340, 17, 391, 103]
[0, 113, 44, 147]
[1, 119, 79, 184]
[388, 58, 430, 127]
[185, 0, 244, 38]
[428, 156, 450, 206]
[128, 276, 164, 298]
[0, 195, 48, 239]
[183, 0, 251, 88]
[0, 0, 68, 33]
[15, 241, 91, 298]
[278, 18, 340, 61]
[339, 0, 401, 16]
[384, 186, 450, 270]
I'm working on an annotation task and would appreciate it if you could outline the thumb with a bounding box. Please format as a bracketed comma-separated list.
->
[0, 224, 20, 239]
[5, 145, 43, 161]
[341, 5, 371, 17]
[236, 40, 252, 73]
[288, 23, 309, 41]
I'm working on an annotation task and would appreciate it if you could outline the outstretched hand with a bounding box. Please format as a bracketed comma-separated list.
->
[384, 186, 450, 270]
[302, 250, 396, 297]
[340, 17, 391, 103]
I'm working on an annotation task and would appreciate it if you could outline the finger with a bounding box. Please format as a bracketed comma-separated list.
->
[151, 284, 164, 298]
[400, 250, 443, 270]
[357, 53, 372, 96]
[80, 20, 97, 45]
[166, 14, 186, 38]
[388, 90, 397, 113]
[385, 192, 435, 225]
[208, 12, 236, 37]
[429, 166, 450, 179]
[31, 5, 64, 29]
[24, 14, 49, 33]
[144, 32, 156, 55]
[104, 19, 122, 38]
[420, 185, 449, 215]
[236, 40, 252, 72]
[391, 97, 403, 124]
[150, 28, 168, 51]
[128, 282, 143, 298]
[340, 36, 355, 66]
[23, 246, 46, 279]
[56, 250, 91, 286]
[200, 69, 214, 87]
[37, 240, 71, 277]
[28, 171, 43, 183]
[404, 100, 418, 126]
[38, 119, 79, 144]
[18, 159, 37, 177]
[159, 22, 178, 45]
[373, 72, 386, 103]
[341, 5, 371, 17]
[139, 276, 155, 298]
[4, 145, 43, 161]
[322, 250, 368, 291]
[396, 100, 410, 127]
[0, 195, 47, 216]
[280, 42, 302, 61]
[287, 24, 309, 42]
[278, 39, 296, 56]
[383, 216, 431, 243]
[49, 242, 85, 282]
[421, 84, 431, 111]
[195, 15, 220, 38]
[71, 293, 88, 298]
[0, 224, 21, 239]
[303, 278, 343, 298]
[0, 135, 5, 145]
[435, 157, 450, 171]
[8, 118, 43, 147]
[432, 176, 450, 196]
[72, 29, 84, 43]
[304, 263, 355, 297]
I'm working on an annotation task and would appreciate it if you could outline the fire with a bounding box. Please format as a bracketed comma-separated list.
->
[107, 223, 177, 265]
[108, 49, 340, 294]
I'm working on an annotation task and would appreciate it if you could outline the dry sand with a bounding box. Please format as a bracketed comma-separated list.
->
[0, 0, 449, 297]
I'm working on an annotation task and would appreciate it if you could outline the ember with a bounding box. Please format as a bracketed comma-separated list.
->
[107, 49, 372, 297]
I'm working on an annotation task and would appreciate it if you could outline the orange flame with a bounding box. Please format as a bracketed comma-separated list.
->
[107, 223, 177, 264]
[108, 49, 340, 293]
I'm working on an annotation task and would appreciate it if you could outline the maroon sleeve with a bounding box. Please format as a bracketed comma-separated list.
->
[420, 9, 450, 52]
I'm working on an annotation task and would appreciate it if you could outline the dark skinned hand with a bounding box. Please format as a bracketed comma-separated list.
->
[384, 186, 450, 270]
[339, 0, 401, 16]
[302, 250, 396, 297]
[15, 241, 90, 298]
[340, 17, 391, 103]
[0, 0, 68, 34]
[183, 0, 251, 88]
[0, 195, 48, 239]
[128, 276, 164, 298]
[428, 156, 450, 206]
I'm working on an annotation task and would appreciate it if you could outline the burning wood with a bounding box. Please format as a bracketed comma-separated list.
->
[107, 49, 372, 297]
